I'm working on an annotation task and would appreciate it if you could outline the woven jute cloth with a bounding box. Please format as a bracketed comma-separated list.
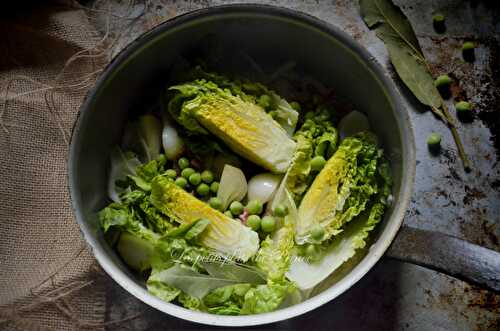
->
[0, 2, 109, 330]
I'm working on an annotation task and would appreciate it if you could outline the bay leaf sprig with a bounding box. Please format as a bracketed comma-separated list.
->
[360, 0, 471, 171]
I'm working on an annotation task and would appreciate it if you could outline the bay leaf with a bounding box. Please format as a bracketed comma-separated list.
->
[376, 26, 446, 120]
[201, 261, 267, 284]
[360, 0, 422, 55]
[360, 0, 445, 120]
[149, 264, 240, 298]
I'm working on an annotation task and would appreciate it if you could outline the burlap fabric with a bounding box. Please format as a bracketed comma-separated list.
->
[0, 2, 110, 330]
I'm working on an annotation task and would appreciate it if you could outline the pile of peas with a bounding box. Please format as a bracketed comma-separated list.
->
[168, 156, 290, 235]
[166, 157, 220, 199]
[240, 200, 289, 234]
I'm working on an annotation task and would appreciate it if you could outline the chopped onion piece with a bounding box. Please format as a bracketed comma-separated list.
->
[162, 124, 184, 160]
[247, 173, 282, 204]
[217, 164, 248, 210]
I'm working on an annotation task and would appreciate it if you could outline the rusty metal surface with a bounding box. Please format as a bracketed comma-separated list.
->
[87, 0, 500, 329]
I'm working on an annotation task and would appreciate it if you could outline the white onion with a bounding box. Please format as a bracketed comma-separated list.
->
[162, 124, 184, 160]
[247, 173, 282, 204]
[338, 110, 371, 140]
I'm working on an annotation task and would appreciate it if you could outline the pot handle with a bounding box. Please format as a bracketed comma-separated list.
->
[386, 225, 500, 293]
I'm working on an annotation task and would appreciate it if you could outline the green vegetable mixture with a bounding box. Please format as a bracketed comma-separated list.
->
[99, 68, 392, 315]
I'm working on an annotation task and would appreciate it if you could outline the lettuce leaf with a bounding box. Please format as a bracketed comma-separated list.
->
[256, 188, 297, 281]
[284, 127, 314, 203]
[151, 176, 259, 261]
[148, 264, 242, 299]
[98, 202, 159, 242]
[240, 281, 296, 314]
[147, 280, 181, 302]
[117, 232, 155, 271]
[204, 284, 252, 315]
[296, 132, 381, 243]
[167, 79, 296, 173]
[287, 197, 389, 290]
[202, 280, 296, 315]
[284, 116, 339, 204]
[287, 157, 392, 290]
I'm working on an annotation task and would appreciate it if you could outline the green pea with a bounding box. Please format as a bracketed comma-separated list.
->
[247, 215, 261, 231]
[178, 157, 190, 169]
[201, 170, 214, 184]
[189, 173, 202, 186]
[427, 132, 441, 146]
[305, 244, 318, 257]
[434, 74, 452, 89]
[246, 199, 263, 215]
[273, 204, 289, 218]
[181, 167, 195, 179]
[210, 181, 219, 193]
[462, 41, 475, 52]
[310, 156, 326, 171]
[290, 101, 301, 112]
[261, 216, 276, 233]
[258, 94, 272, 109]
[310, 225, 325, 241]
[208, 197, 222, 210]
[197, 183, 210, 196]
[175, 177, 188, 188]
[427, 133, 442, 154]
[224, 210, 234, 218]
[165, 169, 177, 179]
[455, 101, 471, 114]
[230, 201, 244, 216]
[432, 13, 445, 33]
[462, 42, 475, 62]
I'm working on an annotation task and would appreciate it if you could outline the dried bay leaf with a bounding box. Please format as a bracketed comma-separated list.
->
[360, 0, 471, 170]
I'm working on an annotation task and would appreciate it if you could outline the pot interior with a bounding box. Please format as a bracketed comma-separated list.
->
[70, 5, 413, 325]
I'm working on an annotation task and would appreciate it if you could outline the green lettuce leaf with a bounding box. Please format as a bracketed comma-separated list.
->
[167, 79, 296, 173]
[240, 281, 296, 314]
[98, 202, 159, 242]
[147, 279, 181, 302]
[284, 130, 314, 203]
[151, 176, 259, 261]
[296, 132, 381, 243]
[202, 280, 296, 315]
[178, 292, 202, 311]
[287, 196, 390, 290]
[203, 284, 252, 315]
[256, 188, 297, 281]
[287, 157, 392, 290]
[165, 218, 211, 242]
[284, 116, 339, 204]
[153, 237, 211, 273]
[117, 232, 155, 271]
